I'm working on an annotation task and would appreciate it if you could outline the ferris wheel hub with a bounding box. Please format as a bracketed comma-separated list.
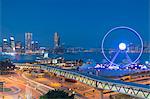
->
[119, 43, 126, 50]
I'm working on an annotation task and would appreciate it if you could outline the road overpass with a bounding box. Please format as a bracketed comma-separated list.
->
[16, 63, 150, 99]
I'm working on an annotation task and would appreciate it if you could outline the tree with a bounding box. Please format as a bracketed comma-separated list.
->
[40, 90, 74, 99]
[0, 59, 15, 75]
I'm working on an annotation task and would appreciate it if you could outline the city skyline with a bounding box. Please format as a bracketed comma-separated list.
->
[0, 1, 150, 99]
[0, 32, 61, 47]
[0, 0, 149, 48]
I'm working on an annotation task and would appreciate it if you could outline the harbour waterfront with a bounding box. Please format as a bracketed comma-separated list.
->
[0, 52, 149, 77]
[0, 52, 149, 64]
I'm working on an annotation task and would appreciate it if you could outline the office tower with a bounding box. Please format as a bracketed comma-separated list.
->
[15, 41, 22, 53]
[54, 32, 60, 48]
[16, 41, 22, 49]
[10, 36, 15, 52]
[31, 41, 39, 51]
[31, 41, 35, 51]
[2, 38, 9, 52]
[25, 32, 32, 52]
[35, 41, 39, 51]
[143, 41, 150, 53]
[0, 46, 2, 52]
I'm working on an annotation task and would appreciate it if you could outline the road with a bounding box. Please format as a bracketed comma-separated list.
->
[1, 68, 149, 99]
[22, 69, 150, 99]
[0, 72, 42, 99]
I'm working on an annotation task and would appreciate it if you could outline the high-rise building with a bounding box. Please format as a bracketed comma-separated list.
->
[143, 41, 150, 53]
[54, 32, 60, 48]
[31, 41, 39, 51]
[2, 38, 9, 52]
[15, 41, 22, 53]
[10, 36, 15, 52]
[35, 41, 39, 51]
[31, 41, 35, 51]
[25, 32, 32, 52]
[0, 46, 2, 52]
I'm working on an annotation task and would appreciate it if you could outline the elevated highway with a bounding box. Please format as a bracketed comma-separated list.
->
[16, 63, 150, 99]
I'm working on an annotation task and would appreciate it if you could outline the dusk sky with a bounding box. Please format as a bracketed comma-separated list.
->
[0, 0, 149, 48]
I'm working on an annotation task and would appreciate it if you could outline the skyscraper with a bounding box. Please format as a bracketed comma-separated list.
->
[2, 38, 9, 52]
[10, 36, 15, 52]
[15, 41, 22, 53]
[31, 41, 39, 52]
[35, 41, 39, 51]
[54, 32, 60, 48]
[31, 41, 35, 51]
[25, 32, 32, 52]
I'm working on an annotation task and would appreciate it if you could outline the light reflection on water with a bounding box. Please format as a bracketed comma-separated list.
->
[0, 52, 149, 63]
[0, 52, 149, 77]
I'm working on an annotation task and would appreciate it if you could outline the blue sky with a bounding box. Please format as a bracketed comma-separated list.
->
[0, 0, 149, 48]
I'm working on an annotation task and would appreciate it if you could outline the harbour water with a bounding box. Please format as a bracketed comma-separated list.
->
[0, 52, 149, 64]
[0, 52, 149, 77]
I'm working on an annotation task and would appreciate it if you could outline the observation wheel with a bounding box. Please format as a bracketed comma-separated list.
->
[101, 26, 143, 68]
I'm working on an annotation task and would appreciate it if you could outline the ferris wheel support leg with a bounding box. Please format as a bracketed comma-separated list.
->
[125, 51, 132, 64]
[109, 50, 120, 66]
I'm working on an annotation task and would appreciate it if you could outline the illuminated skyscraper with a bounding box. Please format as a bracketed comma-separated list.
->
[31, 41, 39, 51]
[25, 32, 32, 52]
[15, 41, 22, 49]
[2, 38, 9, 52]
[15, 41, 22, 53]
[54, 32, 60, 48]
[0, 47, 2, 52]
[10, 36, 15, 52]
[31, 41, 35, 51]
[35, 41, 39, 51]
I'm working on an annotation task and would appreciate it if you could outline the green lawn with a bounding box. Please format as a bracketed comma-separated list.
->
[0, 88, 12, 92]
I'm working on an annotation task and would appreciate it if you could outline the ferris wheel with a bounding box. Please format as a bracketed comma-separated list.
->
[101, 26, 144, 68]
